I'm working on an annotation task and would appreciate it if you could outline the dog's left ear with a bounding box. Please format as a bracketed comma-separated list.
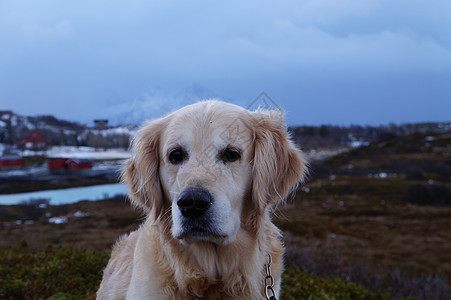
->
[251, 110, 308, 214]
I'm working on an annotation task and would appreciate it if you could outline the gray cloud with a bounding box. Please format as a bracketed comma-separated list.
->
[0, 0, 450, 125]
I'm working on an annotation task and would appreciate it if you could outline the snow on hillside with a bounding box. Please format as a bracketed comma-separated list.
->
[78, 125, 137, 139]
[46, 146, 131, 160]
[0, 110, 139, 150]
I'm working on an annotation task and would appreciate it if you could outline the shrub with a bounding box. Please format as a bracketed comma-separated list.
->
[19, 198, 50, 221]
[106, 194, 129, 204]
[281, 266, 398, 300]
[0, 246, 403, 300]
[284, 241, 450, 300]
[405, 184, 451, 205]
[0, 246, 109, 300]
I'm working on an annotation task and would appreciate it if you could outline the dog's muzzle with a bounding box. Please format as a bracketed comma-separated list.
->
[177, 187, 213, 219]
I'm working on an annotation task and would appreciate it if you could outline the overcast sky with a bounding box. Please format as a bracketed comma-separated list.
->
[1, 0, 450, 126]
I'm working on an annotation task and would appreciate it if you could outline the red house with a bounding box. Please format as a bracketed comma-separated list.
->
[0, 156, 24, 169]
[48, 158, 93, 171]
[17, 131, 46, 150]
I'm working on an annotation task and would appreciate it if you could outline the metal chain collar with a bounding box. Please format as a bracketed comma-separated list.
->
[264, 254, 277, 300]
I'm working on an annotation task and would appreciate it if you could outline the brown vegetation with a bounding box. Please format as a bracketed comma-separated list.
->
[1, 131, 450, 299]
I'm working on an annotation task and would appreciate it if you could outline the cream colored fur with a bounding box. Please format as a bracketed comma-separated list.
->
[97, 100, 307, 300]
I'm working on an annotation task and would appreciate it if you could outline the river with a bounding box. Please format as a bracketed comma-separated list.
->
[0, 183, 128, 205]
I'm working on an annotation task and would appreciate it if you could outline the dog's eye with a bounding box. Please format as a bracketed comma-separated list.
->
[221, 148, 241, 163]
[169, 148, 185, 164]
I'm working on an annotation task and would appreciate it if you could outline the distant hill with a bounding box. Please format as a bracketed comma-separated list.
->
[0, 111, 136, 151]
[317, 131, 451, 181]
[1, 110, 450, 151]
[290, 122, 451, 149]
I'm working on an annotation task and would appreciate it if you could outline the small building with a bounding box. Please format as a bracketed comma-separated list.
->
[94, 119, 109, 129]
[48, 158, 93, 171]
[17, 131, 46, 151]
[0, 155, 24, 169]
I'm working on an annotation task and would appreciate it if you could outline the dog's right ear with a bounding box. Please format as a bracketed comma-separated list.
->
[121, 118, 166, 218]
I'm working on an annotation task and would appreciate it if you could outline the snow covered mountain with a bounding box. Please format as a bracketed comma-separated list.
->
[105, 84, 219, 125]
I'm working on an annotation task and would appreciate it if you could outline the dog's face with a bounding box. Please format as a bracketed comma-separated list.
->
[123, 101, 307, 246]
[159, 103, 254, 245]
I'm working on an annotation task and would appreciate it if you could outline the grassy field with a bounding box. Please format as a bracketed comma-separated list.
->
[0, 245, 400, 300]
[278, 177, 451, 299]
[0, 178, 449, 299]
[0, 132, 450, 299]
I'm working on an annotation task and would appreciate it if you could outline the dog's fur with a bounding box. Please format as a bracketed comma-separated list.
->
[97, 100, 307, 299]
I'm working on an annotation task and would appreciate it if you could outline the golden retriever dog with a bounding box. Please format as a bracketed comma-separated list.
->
[97, 100, 307, 300]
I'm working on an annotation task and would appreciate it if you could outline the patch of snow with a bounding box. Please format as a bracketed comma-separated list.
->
[348, 133, 369, 148]
[89, 126, 137, 138]
[25, 120, 35, 130]
[0, 165, 48, 178]
[11, 115, 17, 126]
[48, 216, 68, 224]
[93, 160, 124, 171]
[350, 140, 366, 148]
[46, 146, 131, 160]
[306, 148, 349, 161]
[20, 149, 46, 157]
[73, 211, 90, 218]
[369, 172, 397, 179]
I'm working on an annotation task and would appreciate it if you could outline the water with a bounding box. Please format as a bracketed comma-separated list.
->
[0, 183, 128, 206]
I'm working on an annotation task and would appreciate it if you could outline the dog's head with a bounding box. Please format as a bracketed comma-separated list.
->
[122, 100, 307, 246]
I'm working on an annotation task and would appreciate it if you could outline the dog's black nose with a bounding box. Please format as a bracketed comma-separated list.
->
[177, 187, 213, 218]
